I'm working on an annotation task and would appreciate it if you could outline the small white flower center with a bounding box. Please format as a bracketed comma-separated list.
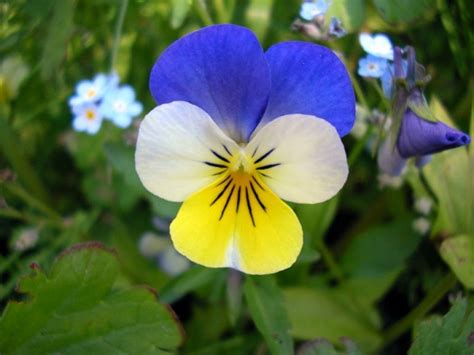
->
[113, 100, 127, 113]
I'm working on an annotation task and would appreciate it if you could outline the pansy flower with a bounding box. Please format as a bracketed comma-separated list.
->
[100, 85, 143, 128]
[135, 25, 355, 274]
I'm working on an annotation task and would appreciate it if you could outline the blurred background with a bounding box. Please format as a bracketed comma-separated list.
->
[1, 0, 473, 354]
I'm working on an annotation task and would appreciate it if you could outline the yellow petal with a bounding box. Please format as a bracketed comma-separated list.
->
[170, 173, 303, 274]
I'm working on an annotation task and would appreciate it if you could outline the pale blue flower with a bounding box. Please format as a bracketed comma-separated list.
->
[68, 73, 118, 107]
[358, 55, 388, 78]
[359, 32, 394, 60]
[328, 17, 346, 38]
[300, 0, 330, 21]
[100, 85, 143, 128]
[71, 102, 104, 135]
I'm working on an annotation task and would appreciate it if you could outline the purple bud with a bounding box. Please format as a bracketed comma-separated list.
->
[397, 110, 471, 158]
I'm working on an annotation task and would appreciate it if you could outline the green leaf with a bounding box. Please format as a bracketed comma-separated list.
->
[423, 146, 470, 235]
[295, 196, 339, 247]
[424, 97, 472, 235]
[244, 0, 274, 39]
[170, 0, 192, 29]
[340, 220, 422, 278]
[244, 275, 294, 355]
[0, 242, 184, 354]
[160, 266, 222, 303]
[298, 338, 366, 355]
[372, 0, 435, 23]
[439, 235, 474, 289]
[326, 0, 365, 33]
[408, 298, 474, 355]
[40, 0, 76, 79]
[283, 287, 381, 351]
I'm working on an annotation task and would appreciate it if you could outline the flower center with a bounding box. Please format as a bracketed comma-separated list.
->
[202, 144, 281, 226]
[86, 88, 97, 99]
[113, 100, 127, 113]
[85, 109, 96, 120]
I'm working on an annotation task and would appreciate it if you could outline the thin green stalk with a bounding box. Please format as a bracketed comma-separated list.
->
[349, 71, 369, 109]
[369, 78, 391, 112]
[316, 240, 344, 283]
[213, 0, 227, 23]
[348, 124, 374, 168]
[0, 116, 50, 206]
[437, 0, 467, 76]
[379, 272, 457, 350]
[193, 0, 213, 26]
[110, 0, 129, 71]
[2, 183, 62, 222]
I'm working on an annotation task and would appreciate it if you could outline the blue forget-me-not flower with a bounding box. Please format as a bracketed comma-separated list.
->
[69, 72, 142, 134]
[358, 55, 388, 78]
[358, 33, 394, 79]
[100, 86, 143, 128]
[299, 0, 330, 21]
[135, 24, 355, 274]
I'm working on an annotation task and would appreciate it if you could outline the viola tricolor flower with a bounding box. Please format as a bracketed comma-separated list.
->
[69, 72, 142, 134]
[135, 24, 355, 274]
[100, 86, 143, 128]
[377, 46, 470, 175]
[358, 55, 388, 78]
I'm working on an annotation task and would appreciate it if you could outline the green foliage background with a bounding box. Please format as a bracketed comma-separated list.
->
[1, 0, 474, 354]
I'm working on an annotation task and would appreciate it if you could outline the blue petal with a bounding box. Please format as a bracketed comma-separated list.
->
[149, 24, 271, 142]
[260, 42, 355, 137]
[397, 110, 471, 158]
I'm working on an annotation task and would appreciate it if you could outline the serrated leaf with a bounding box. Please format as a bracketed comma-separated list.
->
[408, 298, 474, 355]
[326, 0, 365, 33]
[0, 242, 183, 354]
[283, 287, 381, 351]
[40, 0, 76, 79]
[439, 235, 474, 289]
[372, 0, 435, 23]
[244, 275, 294, 355]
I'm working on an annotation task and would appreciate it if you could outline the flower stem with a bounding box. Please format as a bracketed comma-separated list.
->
[212, 0, 227, 23]
[349, 71, 369, 109]
[379, 272, 457, 351]
[348, 124, 374, 168]
[315, 240, 344, 283]
[110, 0, 129, 72]
[194, 0, 214, 26]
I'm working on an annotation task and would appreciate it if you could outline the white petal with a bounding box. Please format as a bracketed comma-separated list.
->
[135, 101, 239, 202]
[246, 114, 348, 204]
